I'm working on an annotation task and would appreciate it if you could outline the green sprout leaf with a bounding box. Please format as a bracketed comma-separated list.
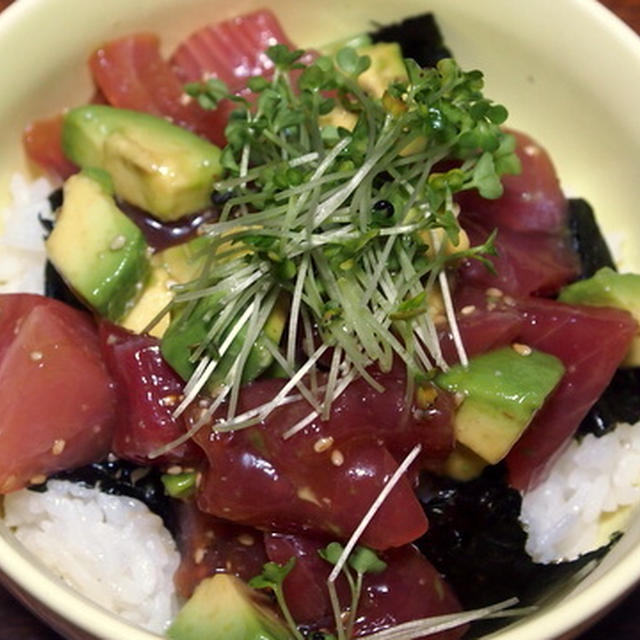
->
[248, 558, 296, 591]
[249, 558, 303, 640]
[184, 77, 229, 110]
[336, 47, 371, 77]
[348, 546, 387, 575]
[318, 541, 345, 566]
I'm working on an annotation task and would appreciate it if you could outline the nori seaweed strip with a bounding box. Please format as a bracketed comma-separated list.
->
[369, 13, 452, 68]
[417, 465, 613, 636]
[47, 187, 63, 212]
[568, 198, 617, 279]
[32, 458, 177, 535]
[578, 368, 640, 438]
[43, 260, 86, 311]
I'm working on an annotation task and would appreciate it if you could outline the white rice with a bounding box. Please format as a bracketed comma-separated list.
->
[521, 423, 640, 563]
[0, 173, 53, 294]
[3, 480, 181, 634]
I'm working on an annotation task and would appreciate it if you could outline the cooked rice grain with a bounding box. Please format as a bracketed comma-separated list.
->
[0, 173, 53, 294]
[4, 480, 180, 633]
[521, 423, 640, 563]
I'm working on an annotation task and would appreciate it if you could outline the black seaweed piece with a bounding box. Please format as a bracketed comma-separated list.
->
[47, 187, 63, 211]
[43, 260, 86, 311]
[578, 368, 640, 438]
[369, 13, 452, 68]
[37, 458, 177, 535]
[417, 464, 613, 637]
[568, 198, 617, 279]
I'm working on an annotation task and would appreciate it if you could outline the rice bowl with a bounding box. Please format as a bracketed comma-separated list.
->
[1, 1, 640, 639]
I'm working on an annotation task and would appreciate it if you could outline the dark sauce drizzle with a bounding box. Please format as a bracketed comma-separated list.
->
[117, 199, 217, 252]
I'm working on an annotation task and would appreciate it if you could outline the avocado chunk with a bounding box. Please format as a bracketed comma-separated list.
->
[46, 171, 149, 321]
[443, 444, 488, 481]
[167, 573, 292, 640]
[357, 42, 408, 98]
[558, 267, 640, 365]
[121, 236, 212, 338]
[119, 259, 173, 337]
[157, 235, 212, 284]
[161, 292, 289, 387]
[62, 105, 222, 222]
[436, 346, 565, 464]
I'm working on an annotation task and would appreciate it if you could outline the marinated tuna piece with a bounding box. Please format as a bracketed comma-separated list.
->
[89, 33, 229, 146]
[173, 501, 268, 599]
[170, 9, 295, 88]
[191, 369, 453, 549]
[99, 322, 203, 466]
[265, 533, 465, 639]
[506, 297, 637, 489]
[457, 131, 580, 297]
[0, 294, 117, 493]
[439, 306, 523, 365]
[195, 433, 428, 550]
[449, 286, 637, 489]
[23, 115, 77, 179]
[191, 366, 455, 548]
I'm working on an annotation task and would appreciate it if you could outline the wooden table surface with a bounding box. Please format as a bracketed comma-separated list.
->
[1, 0, 640, 639]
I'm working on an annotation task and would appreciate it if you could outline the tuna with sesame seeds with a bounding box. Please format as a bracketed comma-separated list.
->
[0, 294, 116, 494]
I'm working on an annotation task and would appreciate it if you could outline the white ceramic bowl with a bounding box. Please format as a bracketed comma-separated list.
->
[1, 0, 640, 638]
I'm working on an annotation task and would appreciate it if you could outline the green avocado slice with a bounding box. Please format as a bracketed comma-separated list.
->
[161, 292, 289, 388]
[436, 346, 565, 464]
[62, 105, 222, 222]
[46, 171, 150, 321]
[167, 574, 292, 640]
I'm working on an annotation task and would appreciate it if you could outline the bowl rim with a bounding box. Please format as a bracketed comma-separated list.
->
[0, 0, 640, 639]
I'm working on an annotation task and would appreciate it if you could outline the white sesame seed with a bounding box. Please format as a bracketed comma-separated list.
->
[331, 449, 345, 466]
[460, 305, 476, 316]
[313, 436, 334, 453]
[109, 235, 127, 251]
[51, 439, 66, 456]
[29, 350, 43, 361]
[193, 547, 206, 564]
[237, 534, 255, 546]
[166, 465, 183, 475]
[160, 394, 181, 407]
[512, 342, 533, 356]
[486, 287, 503, 298]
